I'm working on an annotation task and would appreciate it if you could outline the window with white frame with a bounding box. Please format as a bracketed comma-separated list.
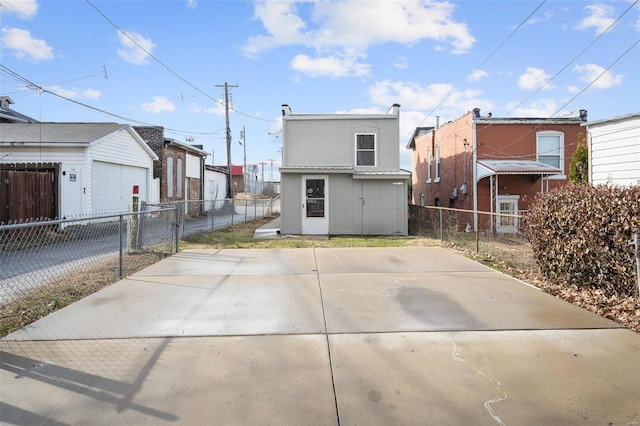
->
[356, 133, 376, 166]
[427, 147, 432, 182]
[435, 144, 441, 181]
[537, 131, 564, 175]
[167, 157, 174, 197]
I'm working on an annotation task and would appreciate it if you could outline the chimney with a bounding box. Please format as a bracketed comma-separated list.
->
[473, 108, 481, 118]
[388, 103, 401, 115]
[435, 116, 440, 129]
[281, 104, 291, 116]
[579, 109, 587, 121]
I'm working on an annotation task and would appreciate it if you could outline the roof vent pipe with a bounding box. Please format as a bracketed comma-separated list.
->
[281, 104, 291, 116]
[435, 116, 440, 129]
[473, 108, 481, 118]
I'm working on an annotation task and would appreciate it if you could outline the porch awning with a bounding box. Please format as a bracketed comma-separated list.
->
[476, 160, 561, 182]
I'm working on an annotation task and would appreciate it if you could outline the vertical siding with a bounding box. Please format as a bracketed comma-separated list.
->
[362, 180, 407, 235]
[281, 174, 302, 234]
[328, 174, 363, 234]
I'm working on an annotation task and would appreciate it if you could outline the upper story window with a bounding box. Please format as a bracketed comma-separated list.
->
[427, 147, 432, 183]
[537, 131, 564, 175]
[435, 144, 441, 182]
[356, 133, 376, 166]
[167, 157, 174, 197]
[176, 158, 183, 197]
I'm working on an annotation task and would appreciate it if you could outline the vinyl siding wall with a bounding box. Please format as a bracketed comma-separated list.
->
[589, 116, 640, 186]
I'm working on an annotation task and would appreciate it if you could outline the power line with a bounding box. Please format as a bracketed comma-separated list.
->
[84, 0, 278, 123]
[508, 0, 639, 115]
[0, 65, 224, 135]
[404, 0, 548, 140]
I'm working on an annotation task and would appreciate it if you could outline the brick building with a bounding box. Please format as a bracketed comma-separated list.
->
[134, 126, 208, 215]
[408, 108, 587, 231]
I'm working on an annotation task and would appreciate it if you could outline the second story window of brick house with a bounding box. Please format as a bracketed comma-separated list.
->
[177, 158, 183, 197]
[537, 131, 564, 174]
[427, 147, 432, 183]
[356, 133, 376, 166]
[435, 144, 441, 182]
[167, 157, 174, 197]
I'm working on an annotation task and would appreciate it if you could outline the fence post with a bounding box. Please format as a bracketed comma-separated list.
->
[174, 206, 180, 253]
[631, 231, 640, 297]
[254, 198, 257, 219]
[244, 198, 248, 222]
[231, 198, 235, 226]
[439, 208, 443, 243]
[118, 214, 124, 278]
[475, 223, 479, 254]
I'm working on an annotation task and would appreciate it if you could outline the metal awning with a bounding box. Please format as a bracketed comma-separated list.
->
[476, 160, 561, 182]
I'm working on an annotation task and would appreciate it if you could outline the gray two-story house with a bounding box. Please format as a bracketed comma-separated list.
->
[280, 104, 410, 236]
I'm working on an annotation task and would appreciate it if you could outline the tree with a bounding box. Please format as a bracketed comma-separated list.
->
[569, 132, 589, 183]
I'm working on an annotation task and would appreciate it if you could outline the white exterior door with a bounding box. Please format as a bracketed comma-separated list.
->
[61, 167, 85, 218]
[302, 175, 328, 234]
[496, 195, 519, 233]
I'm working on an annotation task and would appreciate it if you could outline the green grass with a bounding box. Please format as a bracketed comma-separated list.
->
[181, 215, 425, 249]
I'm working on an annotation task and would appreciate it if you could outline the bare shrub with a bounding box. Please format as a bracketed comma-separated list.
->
[525, 183, 640, 296]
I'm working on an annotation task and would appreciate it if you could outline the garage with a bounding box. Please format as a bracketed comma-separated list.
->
[92, 161, 148, 213]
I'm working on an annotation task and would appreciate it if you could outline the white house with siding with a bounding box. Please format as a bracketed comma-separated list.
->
[584, 113, 640, 186]
[0, 122, 158, 219]
[279, 104, 410, 236]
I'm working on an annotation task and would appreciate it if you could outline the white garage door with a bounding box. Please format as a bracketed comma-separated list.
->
[93, 161, 148, 213]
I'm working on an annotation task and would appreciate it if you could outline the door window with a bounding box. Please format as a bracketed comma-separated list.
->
[306, 179, 325, 217]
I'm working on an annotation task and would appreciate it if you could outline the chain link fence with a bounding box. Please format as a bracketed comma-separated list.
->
[1, 197, 280, 307]
[0, 207, 177, 305]
[408, 204, 537, 273]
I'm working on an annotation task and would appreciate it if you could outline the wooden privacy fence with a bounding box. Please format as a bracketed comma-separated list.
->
[0, 170, 55, 223]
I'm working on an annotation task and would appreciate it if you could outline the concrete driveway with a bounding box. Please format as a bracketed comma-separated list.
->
[1, 247, 638, 425]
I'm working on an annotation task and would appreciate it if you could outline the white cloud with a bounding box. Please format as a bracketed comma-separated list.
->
[574, 4, 616, 34]
[186, 0, 197, 9]
[45, 85, 102, 100]
[468, 70, 488, 82]
[81, 88, 102, 99]
[193, 100, 226, 116]
[117, 31, 155, 65]
[518, 67, 553, 90]
[575, 63, 624, 89]
[367, 79, 493, 116]
[567, 85, 579, 93]
[1, 27, 53, 61]
[291, 53, 370, 78]
[0, 0, 38, 19]
[507, 99, 559, 117]
[243, 0, 476, 71]
[393, 57, 408, 69]
[141, 96, 175, 113]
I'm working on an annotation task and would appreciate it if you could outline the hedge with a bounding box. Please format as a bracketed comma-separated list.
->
[525, 183, 640, 296]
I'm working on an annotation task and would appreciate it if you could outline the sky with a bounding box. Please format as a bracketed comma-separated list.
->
[1, 0, 639, 180]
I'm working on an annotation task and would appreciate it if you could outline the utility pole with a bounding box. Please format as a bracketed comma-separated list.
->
[259, 161, 266, 195]
[215, 82, 238, 198]
[240, 126, 247, 193]
[268, 159, 275, 184]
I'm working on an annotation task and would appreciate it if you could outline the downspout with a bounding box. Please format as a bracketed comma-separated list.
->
[472, 120, 478, 231]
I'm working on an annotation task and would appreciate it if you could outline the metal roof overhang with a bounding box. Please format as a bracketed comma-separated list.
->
[280, 166, 353, 174]
[279, 166, 411, 180]
[476, 160, 561, 182]
[353, 170, 411, 180]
